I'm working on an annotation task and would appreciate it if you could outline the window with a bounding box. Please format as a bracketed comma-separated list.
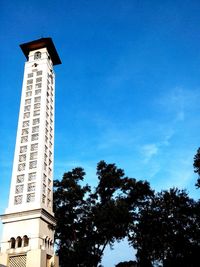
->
[23, 235, 29, 247]
[27, 193, 35, 202]
[23, 121, 29, 127]
[30, 152, 37, 160]
[27, 79, 33, 85]
[14, 195, 23, 205]
[25, 99, 31, 105]
[26, 85, 32, 91]
[34, 96, 41, 103]
[35, 89, 41, 95]
[44, 153, 48, 162]
[34, 103, 40, 109]
[47, 199, 51, 207]
[36, 77, 42, 83]
[33, 118, 40, 125]
[27, 182, 36, 192]
[18, 163, 25, 171]
[42, 194, 46, 204]
[31, 133, 39, 141]
[32, 126, 39, 133]
[22, 128, 29, 135]
[10, 237, 15, 249]
[29, 160, 37, 169]
[28, 172, 36, 181]
[43, 174, 47, 183]
[44, 162, 47, 171]
[16, 236, 22, 248]
[21, 136, 28, 143]
[15, 185, 24, 194]
[35, 83, 42, 88]
[20, 145, 27, 153]
[17, 174, 24, 183]
[36, 70, 42, 76]
[33, 110, 40, 116]
[31, 143, 38, 151]
[23, 112, 30, 119]
[26, 91, 32, 97]
[19, 154, 26, 162]
[24, 105, 31, 112]
[27, 73, 33, 78]
[34, 51, 41, 60]
[47, 189, 51, 197]
[49, 141, 52, 149]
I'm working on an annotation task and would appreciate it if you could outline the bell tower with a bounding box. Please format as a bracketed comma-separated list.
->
[0, 38, 61, 267]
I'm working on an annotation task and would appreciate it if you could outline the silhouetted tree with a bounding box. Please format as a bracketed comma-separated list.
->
[130, 188, 200, 267]
[116, 260, 138, 267]
[53, 161, 152, 267]
[194, 147, 200, 188]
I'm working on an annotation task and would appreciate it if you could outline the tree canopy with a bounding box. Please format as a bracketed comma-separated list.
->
[53, 149, 200, 267]
[194, 147, 200, 188]
[53, 161, 152, 267]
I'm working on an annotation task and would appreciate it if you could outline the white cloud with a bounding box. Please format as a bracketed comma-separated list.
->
[141, 143, 159, 162]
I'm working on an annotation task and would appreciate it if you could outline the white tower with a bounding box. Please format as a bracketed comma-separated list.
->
[0, 38, 61, 267]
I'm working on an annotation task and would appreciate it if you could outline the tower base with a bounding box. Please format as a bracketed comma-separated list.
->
[0, 209, 59, 267]
[0, 249, 59, 267]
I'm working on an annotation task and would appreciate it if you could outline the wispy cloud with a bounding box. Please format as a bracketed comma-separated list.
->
[157, 86, 200, 122]
[141, 143, 159, 162]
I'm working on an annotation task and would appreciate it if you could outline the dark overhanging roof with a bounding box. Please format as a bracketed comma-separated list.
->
[20, 37, 61, 65]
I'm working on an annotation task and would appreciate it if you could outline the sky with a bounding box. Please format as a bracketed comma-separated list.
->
[0, 0, 200, 266]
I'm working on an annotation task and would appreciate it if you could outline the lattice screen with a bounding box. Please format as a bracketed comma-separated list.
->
[9, 255, 26, 267]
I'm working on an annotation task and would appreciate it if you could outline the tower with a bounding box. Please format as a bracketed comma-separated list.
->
[0, 38, 61, 267]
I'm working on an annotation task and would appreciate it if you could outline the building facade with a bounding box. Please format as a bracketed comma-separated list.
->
[0, 38, 61, 267]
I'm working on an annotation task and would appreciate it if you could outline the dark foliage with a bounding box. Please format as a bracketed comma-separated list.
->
[54, 147, 200, 267]
[115, 260, 138, 267]
[131, 188, 200, 267]
[194, 147, 200, 188]
[53, 161, 152, 267]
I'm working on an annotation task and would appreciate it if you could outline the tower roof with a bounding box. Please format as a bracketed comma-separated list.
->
[20, 37, 61, 65]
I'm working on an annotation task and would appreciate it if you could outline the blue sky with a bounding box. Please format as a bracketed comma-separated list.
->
[0, 0, 200, 265]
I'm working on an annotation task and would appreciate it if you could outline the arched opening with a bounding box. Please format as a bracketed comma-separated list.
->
[23, 235, 29, 247]
[16, 236, 22, 248]
[10, 237, 15, 249]
[34, 51, 41, 60]
[50, 240, 53, 250]
[45, 236, 48, 247]
[47, 238, 50, 248]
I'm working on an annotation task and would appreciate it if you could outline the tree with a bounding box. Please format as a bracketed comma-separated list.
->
[115, 260, 138, 267]
[130, 188, 200, 267]
[193, 147, 200, 188]
[53, 161, 153, 267]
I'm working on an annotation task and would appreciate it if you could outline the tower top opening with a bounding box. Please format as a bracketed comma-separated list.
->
[20, 37, 61, 65]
